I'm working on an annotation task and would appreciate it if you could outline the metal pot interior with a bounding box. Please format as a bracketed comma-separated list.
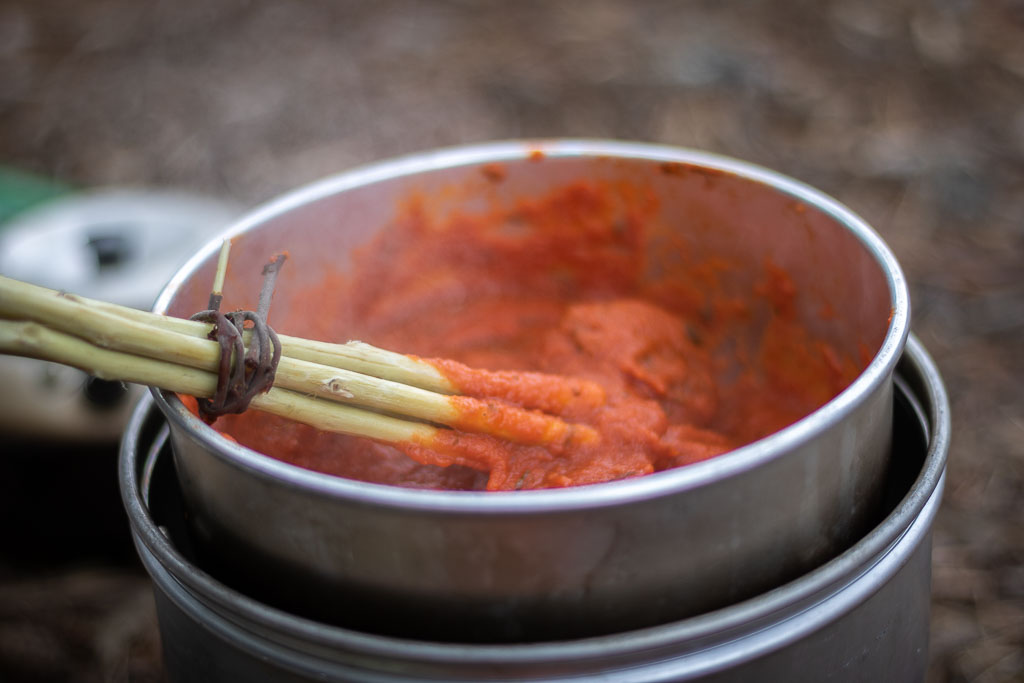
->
[148, 141, 910, 640]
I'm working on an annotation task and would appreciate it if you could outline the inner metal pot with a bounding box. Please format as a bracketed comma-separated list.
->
[151, 140, 910, 641]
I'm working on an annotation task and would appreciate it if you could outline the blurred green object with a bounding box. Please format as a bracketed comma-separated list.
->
[0, 167, 72, 227]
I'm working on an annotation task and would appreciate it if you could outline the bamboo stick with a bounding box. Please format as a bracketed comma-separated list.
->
[0, 275, 597, 446]
[0, 275, 455, 393]
[0, 276, 459, 416]
[0, 320, 435, 445]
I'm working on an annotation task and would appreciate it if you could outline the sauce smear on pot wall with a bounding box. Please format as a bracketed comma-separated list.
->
[209, 179, 864, 491]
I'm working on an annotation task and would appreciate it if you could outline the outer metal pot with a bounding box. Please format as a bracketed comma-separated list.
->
[149, 141, 910, 640]
[120, 335, 948, 682]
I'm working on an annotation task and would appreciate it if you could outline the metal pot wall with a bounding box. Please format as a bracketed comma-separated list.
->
[120, 335, 948, 682]
[148, 141, 910, 640]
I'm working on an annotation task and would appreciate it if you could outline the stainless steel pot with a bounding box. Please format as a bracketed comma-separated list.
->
[120, 335, 948, 682]
[149, 141, 911, 641]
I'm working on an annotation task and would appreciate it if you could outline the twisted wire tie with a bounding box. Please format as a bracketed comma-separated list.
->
[189, 253, 286, 422]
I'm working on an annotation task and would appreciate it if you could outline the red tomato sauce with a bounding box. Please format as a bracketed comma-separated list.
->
[210, 179, 863, 491]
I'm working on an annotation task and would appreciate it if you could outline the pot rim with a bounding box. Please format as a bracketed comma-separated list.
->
[151, 139, 910, 512]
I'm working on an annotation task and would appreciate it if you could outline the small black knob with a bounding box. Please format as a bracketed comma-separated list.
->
[87, 232, 133, 269]
[83, 376, 128, 410]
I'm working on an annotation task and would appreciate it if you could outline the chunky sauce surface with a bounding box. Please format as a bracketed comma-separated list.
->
[211, 179, 863, 490]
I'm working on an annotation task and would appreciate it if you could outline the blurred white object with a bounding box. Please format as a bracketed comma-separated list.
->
[0, 188, 240, 441]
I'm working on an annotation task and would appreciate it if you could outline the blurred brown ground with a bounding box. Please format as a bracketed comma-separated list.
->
[0, 1, 1022, 681]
